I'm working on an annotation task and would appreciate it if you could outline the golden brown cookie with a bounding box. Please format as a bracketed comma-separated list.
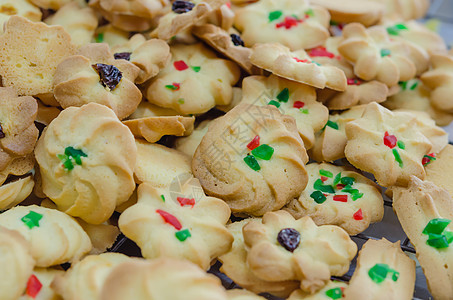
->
[243, 211, 357, 292]
[0, 16, 76, 96]
[392, 176, 453, 300]
[36, 100, 61, 126]
[0, 154, 35, 187]
[0, 87, 39, 173]
[193, 103, 309, 216]
[34, 103, 137, 224]
[111, 34, 171, 84]
[77, 220, 120, 255]
[53, 43, 142, 120]
[344, 238, 415, 300]
[250, 43, 347, 91]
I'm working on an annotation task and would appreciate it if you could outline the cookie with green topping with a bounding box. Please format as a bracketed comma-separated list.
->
[239, 74, 329, 149]
[119, 177, 233, 270]
[288, 280, 348, 300]
[285, 163, 384, 235]
[144, 43, 240, 115]
[34, 103, 137, 224]
[234, 0, 330, 50]
[344, 238, 415, 300]
[243, 210, 357, 293]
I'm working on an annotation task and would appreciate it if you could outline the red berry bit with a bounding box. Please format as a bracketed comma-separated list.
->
[177, 197, 195, 208]
[320, 176, 329, 182]
[336, 184, 345, 190]
[347, 78, 362, 85]
[293, 101, 305, 109]
[308, 46, 335, 58]
[353, 209, 363, 220]
[174, 60, 189, 71]
[333, 195, 348, 202]
[247, 135, 260, 150]
[293, 57, 310, 63]
[276, 16, 302, 29]
[383, 131, 397, 149]
[156, 209, 182, 230]
[26, 275, 42, 298]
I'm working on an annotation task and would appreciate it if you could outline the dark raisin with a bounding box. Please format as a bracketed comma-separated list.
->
[172, 1, 195, 14]
[277, 228, 301, 252]
[92, 63, 123, 91]
[0, 123, 5, 139]
[230, 34, 245, 47]
[114, 52, 132, 61]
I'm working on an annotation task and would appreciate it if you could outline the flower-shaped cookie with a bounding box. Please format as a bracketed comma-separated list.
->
[134, 139, 192, 188]
[338, 23, 428, 86]
[0, 226, 34, 300]
[288, 280, 348, 300]
[192, 104, 309, 216]
[100, 258, 229, 300]
[45, 1, 98, 47]
[145, 43, 240, 115]
[285, 163, 384, 235]
[119, 178, 233, 270]
[53, 43, 142, 120]
[34, 103, 137, 224]
[234, 0, 330, 50]
[0, 175, 34, 211]
[240, 75, 329, 149]
[344, 238, 416, 300]
[192, 24, 258, 74]
[152, 0, 226, 40]
[0, 0, 41, 33]
[344, 102, 433, 187]
[52, 253, 131, 300]
[250, 43, 347, 91]
[0, 205, 92, 267]
[112, 34, 171, 84]
[393, 177, 453, 300]
[420, 54, 453, 114]
[243, 210, 357, 292]
[0, 87, 39, 173]
[0, 16, 76, 96]
[309, 105, 366, 163]
[219, 220, 300, 298]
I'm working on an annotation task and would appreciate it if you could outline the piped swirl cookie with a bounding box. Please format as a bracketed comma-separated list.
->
[192, 103, 309, 216]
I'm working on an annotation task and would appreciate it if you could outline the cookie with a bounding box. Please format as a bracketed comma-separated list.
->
[51, 253, 131, 300]
[217, 86, 243, 113]
[420, 54, 453, 114]
[392, 176, 453, 300]
[119, 178, 233, 270]
[309, 0, 384, 27]
[36, 100, 61, 126]
[29, 0, 76, 10]
[0, 226, 34, 300]
[425, 144, 453, 198]
[175, 120, 210, 157]
[207, 3, 235, 31]
[226, 289, 266, 300]
[192, 103, 309, 216]
[144, 43, 240, 115]
[0, 154, 35, 186]
[0, 87, 39, 173]
[288, 281, 348, 300]
[45, 1, 98, 47]
[383, 79, 453, 127]
[192, 24, 257, 74]
[0, 16, 76, 96]
[0, 205, 92, 267]
[309, 105, 366, 163]
[240, 74, 329, 149]
[0, 0, 41, 33]
[77, 220, 120, 255]
[100, 258, 229, 300]
[21, 267, 65, 300]
[134, 139, 193, 188]
[344, 102, 434, 187]
[34, 103, 137, 224]
[0, 175, 34, 211]
[338, 23, 427, 86]
[129, 100, 184, 119]
[243, 210, 357, 292]
[344, 238, 415, 300]
[284, 163, 384, 235]
[364, 0, 429, 22]
[234, 0, 330, 50]
[112, 34, 171, 84]
[151, 0, 226, 40]
[97, 0, 167, 19]
[218, 220, 300, 298]
[250, 43, 347, 91]
[53, 43, 142, 120]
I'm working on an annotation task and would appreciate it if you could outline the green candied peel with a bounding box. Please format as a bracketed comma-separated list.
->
[368, 263, 399, 284]
[392, 149, 403, 168]
[244, 155, 260, 171]
[310, 191, 327, 204]
[386, 23, 409, 35]
[21, 211, 43, 229]
[319, 169, 333, 178]
[380, 48, 391, 57]
[325, 120, 339, 130]
[313, 179, 335, 194]
[175, 229, 191, 242]
[191, 66, 201, 72]
[325, 287, 343, 299]
[268, 10, 283, 22]
[268, 100, 281, 108]
[251, 144, 274, 161]
[58, 147, 87, 171]
[422, 218, 453, 249]
[276, 88, 290, 103]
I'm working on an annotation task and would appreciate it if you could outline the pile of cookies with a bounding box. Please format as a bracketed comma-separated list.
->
[1, 0, 453, 299]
